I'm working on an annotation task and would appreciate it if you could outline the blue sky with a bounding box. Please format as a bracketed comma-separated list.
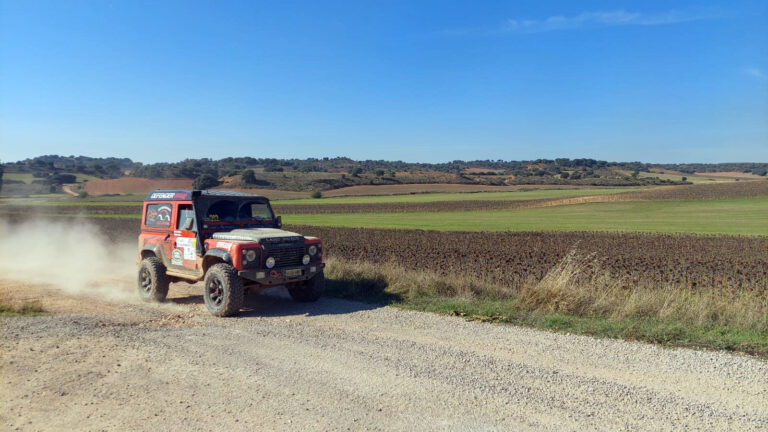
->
[1, 0, 766, 164]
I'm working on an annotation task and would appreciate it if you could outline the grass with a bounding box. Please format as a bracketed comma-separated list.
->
[284, 196, 768, 235]
[273, 187, 645, 205]
[324, 256, 768, 356]
[0, 295, 44, 317]
[2, 172, 37, 183]
[2, 172, 101, 184]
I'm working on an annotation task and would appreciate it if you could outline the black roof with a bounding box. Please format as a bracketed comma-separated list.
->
[146, 190, 267, 201]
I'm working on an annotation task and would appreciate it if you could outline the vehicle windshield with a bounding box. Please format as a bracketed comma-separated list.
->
[202, 199, 274, 222]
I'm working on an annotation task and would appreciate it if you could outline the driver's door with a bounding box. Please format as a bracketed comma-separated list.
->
[171, 204, 199, 271]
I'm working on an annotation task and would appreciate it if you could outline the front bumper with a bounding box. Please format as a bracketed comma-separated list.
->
[239, 263, 325, 285]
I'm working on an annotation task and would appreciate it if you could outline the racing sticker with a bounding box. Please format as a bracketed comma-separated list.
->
[171, 249, 183, 266]
[176, 237, 197, 260]
[146, 204, 172, 227]
[215, 241, 233, 252]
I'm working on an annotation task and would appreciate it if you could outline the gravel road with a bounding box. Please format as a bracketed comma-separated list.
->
[1, 281, 766, 431]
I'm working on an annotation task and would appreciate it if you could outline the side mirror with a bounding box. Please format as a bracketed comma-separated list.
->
[275, 215, 282, 228]
[184, 217, 194, 231]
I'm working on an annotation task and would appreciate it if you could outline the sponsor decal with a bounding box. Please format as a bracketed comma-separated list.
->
[216, 241, 233, 251]
[149, 192, 188, 200]
[176, 237, 197, 260]
[146, 204, 172, 227]
[171, 249, 183, 266]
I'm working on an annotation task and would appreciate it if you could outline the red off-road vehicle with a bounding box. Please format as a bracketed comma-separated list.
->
[137, 190, 324, 316]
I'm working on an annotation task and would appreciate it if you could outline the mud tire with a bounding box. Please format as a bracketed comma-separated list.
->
[137, 256, 169, 302]
[288, 271, 325, 302]
[203, 263, 244, 317]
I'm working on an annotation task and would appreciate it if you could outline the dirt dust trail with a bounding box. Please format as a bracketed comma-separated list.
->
[1, 275, 767, 431]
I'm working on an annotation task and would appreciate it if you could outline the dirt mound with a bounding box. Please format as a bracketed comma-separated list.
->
[84, 178, 193, 195]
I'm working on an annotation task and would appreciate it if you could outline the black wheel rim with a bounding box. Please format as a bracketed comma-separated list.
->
[207, 277, 225, 307]
[139, 267, 152, 293]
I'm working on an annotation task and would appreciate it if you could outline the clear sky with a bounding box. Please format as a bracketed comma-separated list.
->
[1, 0, 766, 164]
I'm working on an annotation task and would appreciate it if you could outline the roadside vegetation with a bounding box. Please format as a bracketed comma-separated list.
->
[324, 256, 768, 356]
[0, 293, 44, 317]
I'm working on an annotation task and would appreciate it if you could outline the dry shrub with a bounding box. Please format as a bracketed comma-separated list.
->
[326, 250, 768, 331]
[517, 249, 768, 330]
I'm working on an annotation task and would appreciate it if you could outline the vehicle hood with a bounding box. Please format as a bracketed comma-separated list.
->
[211, 228, 304, 243]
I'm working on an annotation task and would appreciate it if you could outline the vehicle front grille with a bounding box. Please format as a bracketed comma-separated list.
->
[265, 245, 305, 267]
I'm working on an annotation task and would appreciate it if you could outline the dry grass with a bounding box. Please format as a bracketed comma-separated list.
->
[516, 249, 767, 330]
[324, 251, 768, 353]
[0, 291, 44, 316]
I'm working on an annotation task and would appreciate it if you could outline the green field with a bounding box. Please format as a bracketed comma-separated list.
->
[284, 196, 768, 235]
[2, 172, 102, 184]
[273, 187, 645, 205]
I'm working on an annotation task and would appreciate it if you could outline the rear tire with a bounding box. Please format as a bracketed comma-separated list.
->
[203, 263, 244, 317]
[288, 271, 325, 302]
[137, 256, 169, 302]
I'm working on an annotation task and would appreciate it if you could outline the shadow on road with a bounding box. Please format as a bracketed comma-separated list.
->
[167, 274, 402, 318]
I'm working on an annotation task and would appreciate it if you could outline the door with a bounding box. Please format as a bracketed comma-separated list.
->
[171, 203, 199, 271]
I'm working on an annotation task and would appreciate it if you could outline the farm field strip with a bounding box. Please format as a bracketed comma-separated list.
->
[283, 197, 768, 235]
[2, 196, 766, 235]
[293, 225, 768, 291]
[272, 187, 645, 205]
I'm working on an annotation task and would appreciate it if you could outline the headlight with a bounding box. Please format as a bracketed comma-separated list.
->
[245, 250, 257, 262]
[308, 245, 318, 256]
[302, 254, 310, 265]
[265, 257, 275, 268]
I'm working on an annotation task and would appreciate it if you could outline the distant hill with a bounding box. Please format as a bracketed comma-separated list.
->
[1, 155, 766, 195]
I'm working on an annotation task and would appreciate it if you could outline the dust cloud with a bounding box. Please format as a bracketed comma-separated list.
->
[0, 219, 139, 302]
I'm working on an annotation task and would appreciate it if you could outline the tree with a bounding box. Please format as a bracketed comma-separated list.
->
[241, 169, 257, 184]
[681, 176, 688, 182]
[350, 168, 363, 177]
[193, 174, 220, 190]
[310, 190, 322, 199]
[375, 169, 385, 177]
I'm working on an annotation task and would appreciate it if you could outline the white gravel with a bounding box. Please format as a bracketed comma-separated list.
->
[1, 283, 767, 431]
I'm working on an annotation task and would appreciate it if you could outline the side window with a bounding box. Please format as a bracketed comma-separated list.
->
[177, 205, 195, 230]
[145, 203, 172, 228]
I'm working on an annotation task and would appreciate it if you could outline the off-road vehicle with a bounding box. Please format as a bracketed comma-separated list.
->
[137, 190, 324, 316]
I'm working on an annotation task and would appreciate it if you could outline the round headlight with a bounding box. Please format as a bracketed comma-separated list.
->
[245, 250, 257, 262]
[308, 245, 318, 256]
[302, 254, 310, 265]
[265, 257, 275, 268]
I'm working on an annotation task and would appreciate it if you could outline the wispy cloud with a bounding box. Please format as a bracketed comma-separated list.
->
[744, 67, 767, 80]
[442, 9, 718, 35]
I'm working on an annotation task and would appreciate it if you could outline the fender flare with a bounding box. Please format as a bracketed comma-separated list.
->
[141, 243, 165, 260]
[203, 248, 233, 268]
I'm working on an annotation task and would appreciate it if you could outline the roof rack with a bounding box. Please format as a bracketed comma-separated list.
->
[146, 189, 266, 201]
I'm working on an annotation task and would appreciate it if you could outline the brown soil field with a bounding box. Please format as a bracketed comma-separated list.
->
[624, 180, 768, 200]
[700, 171, 766, 180]
[649, 168, 764, 180]
[293, 225, 768, 292]
[84, 178, 193, 195]
[3, 215, 762, 292]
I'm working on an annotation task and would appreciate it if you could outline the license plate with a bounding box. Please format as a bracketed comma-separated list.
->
[285, 268, 303, 277]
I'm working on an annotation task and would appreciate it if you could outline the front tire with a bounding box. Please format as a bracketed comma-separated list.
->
[288, 271, 325, 302]
[137, 256, 169, 302]
[203, 263, 244, 317]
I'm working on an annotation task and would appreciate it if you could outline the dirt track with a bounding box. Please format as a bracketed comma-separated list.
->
[1, 281, 766, 431]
